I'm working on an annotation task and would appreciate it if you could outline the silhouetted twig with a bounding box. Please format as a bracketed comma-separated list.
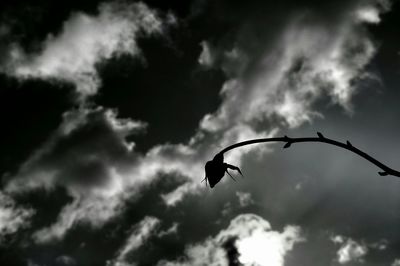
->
[204, 132, 400, 188]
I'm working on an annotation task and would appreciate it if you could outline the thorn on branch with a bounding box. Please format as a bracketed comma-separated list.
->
[317, 132, 324, 139]
[379, 171, 389, 176]
[283, 142, 291, 149]
[346, 141, 352, 147]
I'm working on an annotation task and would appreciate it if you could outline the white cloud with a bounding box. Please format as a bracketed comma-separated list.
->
[55, 255, 77, 266]
[236, 191, 254, 207]
[6, 106, 147, 194]
[3, 2, 169, 99]
[32, 182, 126, 243]
[27, 260, 41, 266]
[107, 216, 160, 266]
[369, 239, 388, 250]
[157, 222, 179, 238]
[161, 182, 201, 207]
[221, 202, 233, 217]
[158, 214, 304, 266]
[331, 235, 390, 264]
[331, 236, 368, 264]
[0, 191, 35, 244]
[355, 0, 391, 24]
[5, 107, 150, 242]
[201, 12, 379, 132]
[337, 239, 367, 264]
[331, 235, 345, 244]
[198, 41, 214, 67]
[355, 6, 382, 24]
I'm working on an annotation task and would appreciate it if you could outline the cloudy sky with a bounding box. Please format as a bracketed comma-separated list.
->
[1, 0, 400, 265]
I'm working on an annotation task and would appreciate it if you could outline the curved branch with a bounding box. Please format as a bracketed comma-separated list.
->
[216, 132, 400, 178]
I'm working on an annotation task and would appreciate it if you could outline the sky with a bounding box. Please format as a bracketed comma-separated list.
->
[0, 0, 400, 265]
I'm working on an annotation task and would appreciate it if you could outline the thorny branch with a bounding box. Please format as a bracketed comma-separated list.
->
[216, 132, 400, 178]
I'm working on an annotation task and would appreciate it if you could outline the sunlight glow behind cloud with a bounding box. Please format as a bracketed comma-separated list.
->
[158, 214, 304, 266]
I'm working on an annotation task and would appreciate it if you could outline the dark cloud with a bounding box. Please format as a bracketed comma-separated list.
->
[222, 236, 241, 266]
[5, 107, 144, 193]
[55, 255, 77, 266]
[0, 75, 73, 177]
[95, 39, 225, 152]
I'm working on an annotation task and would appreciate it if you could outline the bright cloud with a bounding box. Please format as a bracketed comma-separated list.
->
[157, 222, 179, 238]
[198, 41, 214, 67]
[355, 1, 391, 24]
[5, 107, 150, 242]
[331, 235, 368, 264]
[107, 216, 160, 266]
[200, 10, 379, 132]
[331, 235, 391, 264]
[236, 191, 254, 207]
[0, 191, 35, 244]
[356, 6, 382, 23]
[3, 2, 168, 99]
